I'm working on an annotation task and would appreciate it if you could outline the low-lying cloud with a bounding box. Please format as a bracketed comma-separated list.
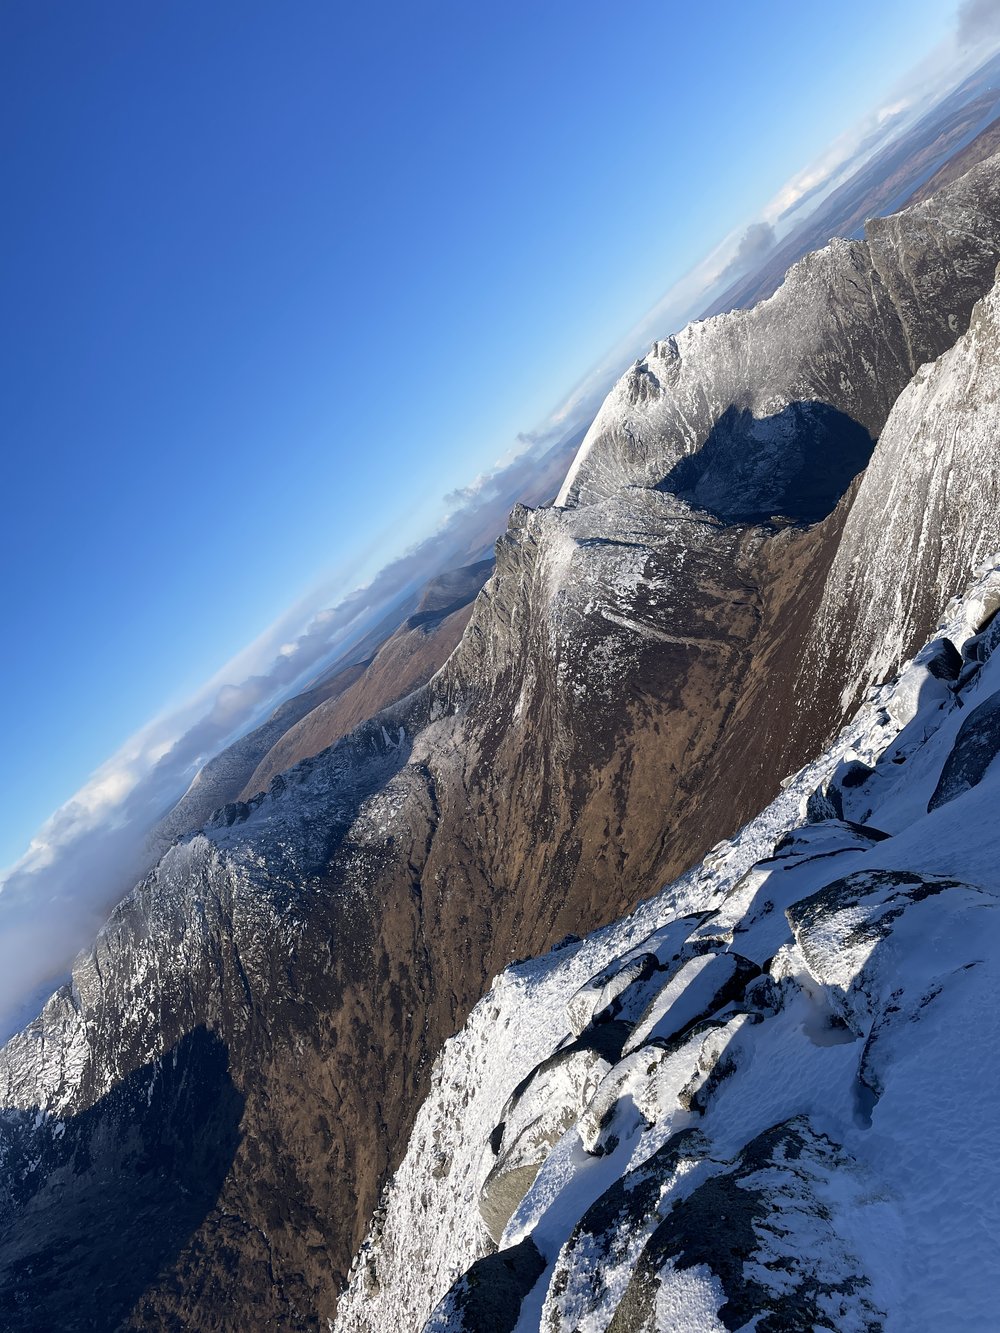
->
[957, 0, 1000, 46]
[715, 221, 777, 287]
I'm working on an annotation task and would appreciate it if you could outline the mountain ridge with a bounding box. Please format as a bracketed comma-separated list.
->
[1, 150, 1000, 1330]
[341, 552, 1000, 1331]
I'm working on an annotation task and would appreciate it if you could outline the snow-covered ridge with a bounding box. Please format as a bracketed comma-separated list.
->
[3, 147, 1000, 1330]
[557, 151, 1000, 514]
[336, 557, 1000, 1332]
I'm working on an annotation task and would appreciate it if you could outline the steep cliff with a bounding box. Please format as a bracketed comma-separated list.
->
[339, 560, 1000, 1332]
[557, 154, 1000, 511]
[1, 157, 999, 1331]
[804, 267, 1000, 708]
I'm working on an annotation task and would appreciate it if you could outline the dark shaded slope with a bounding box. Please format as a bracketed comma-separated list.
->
[1, 155, 999, 1333]
[0, 1028, 243, 1333]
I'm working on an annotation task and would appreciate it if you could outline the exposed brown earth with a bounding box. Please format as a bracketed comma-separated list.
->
[2, 156, 1000, 1333]
[239, 601, 479, 800]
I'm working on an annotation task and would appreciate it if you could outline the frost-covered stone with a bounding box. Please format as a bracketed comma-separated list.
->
[340, 558, 1000, 1333]
[928, 690, 1000, 810]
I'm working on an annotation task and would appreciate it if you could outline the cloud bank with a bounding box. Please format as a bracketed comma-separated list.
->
[714, 221, 777, 287]
[958, 0, 1000, 47]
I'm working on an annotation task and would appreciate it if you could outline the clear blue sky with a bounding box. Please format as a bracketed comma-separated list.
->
[0, 0, 961, 869]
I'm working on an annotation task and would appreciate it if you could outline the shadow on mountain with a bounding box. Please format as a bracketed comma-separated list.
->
[659, 402, 875, 524]
[0, 1026, 243, 1333]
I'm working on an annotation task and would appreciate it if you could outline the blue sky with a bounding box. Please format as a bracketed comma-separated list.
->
[0, 0, 983, 875]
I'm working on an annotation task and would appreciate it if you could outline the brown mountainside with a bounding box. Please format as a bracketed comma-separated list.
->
[1, 155, 999, 1333]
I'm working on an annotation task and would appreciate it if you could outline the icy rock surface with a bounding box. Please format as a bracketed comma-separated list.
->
[557, 153, 1000, 513]
[3, 152, 1000, 1330]
[336, 559, 1000, 1333]
[804, 265, 1000, 710]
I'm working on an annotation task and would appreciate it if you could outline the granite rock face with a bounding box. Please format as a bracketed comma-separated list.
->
[345, 561, 1000, 1333]
[803, 268, 1000, 710]
[556, 154, 1000, 511]
[3, 157, 1000, 1331]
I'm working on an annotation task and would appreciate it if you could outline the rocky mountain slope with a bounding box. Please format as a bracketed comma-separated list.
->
[150, 561, 495, 855]
[558, 152, 1000, 510]
[148, 657, 371, 855]
[238, 559, 494, 800]
[338, 557, 1000, 1332]
[0, 156, 999, 1330]
[803, 273, 1000, 711]
[703, 51, 1000, 318]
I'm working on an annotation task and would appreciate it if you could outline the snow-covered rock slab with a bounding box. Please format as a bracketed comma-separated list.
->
[337, 557, 1000, 1333]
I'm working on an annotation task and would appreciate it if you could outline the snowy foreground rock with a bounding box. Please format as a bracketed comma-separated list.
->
[2, 152, 1000, 1330]
[337, 559, 1000, 1333]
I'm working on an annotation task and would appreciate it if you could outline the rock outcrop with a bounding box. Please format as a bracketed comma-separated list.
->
[341, 559, 1000, 1333]
[557, 153, 1000, 511]
[2, 155, 1000, 1331]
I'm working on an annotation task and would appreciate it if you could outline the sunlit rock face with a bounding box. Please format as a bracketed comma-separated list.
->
[803, 268, 1000, 710]
[343, 560, 1000, 1333]
[556, 153, 1000, 512]
[3, 154, 1000, 1332]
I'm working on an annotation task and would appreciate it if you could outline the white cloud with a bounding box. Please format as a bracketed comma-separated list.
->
[713, 221, 777, 287]
[957, 0, 1000, 47]
[877, 97, 913, 124]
